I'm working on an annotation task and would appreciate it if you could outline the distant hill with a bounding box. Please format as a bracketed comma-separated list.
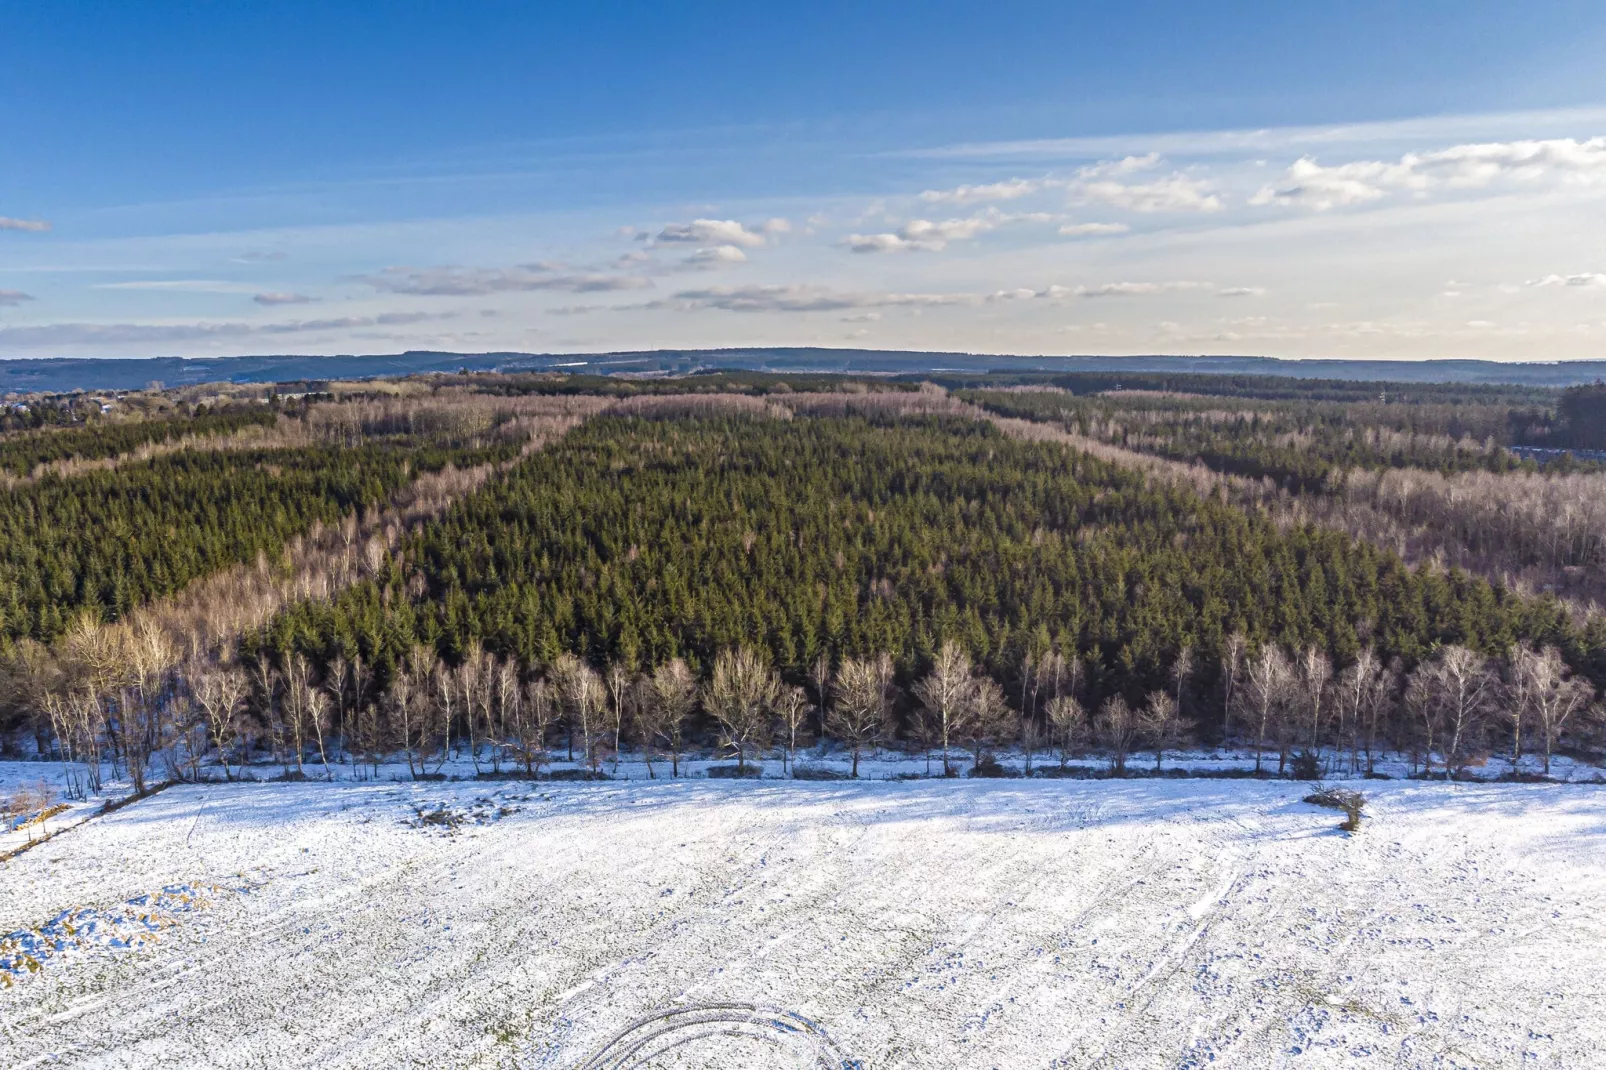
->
[2, 348, 1603, 394]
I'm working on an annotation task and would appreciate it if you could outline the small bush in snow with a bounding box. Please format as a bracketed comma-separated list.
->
[967, 754, 1019, 778]
[706, 763, 762, 779]
[1304, 784, 1366, 832]
[1289, 751, 1322, 781]
[791, 764, 850, 781]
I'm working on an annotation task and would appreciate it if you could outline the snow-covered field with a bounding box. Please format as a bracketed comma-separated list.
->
[3, 777, 1605, 1068]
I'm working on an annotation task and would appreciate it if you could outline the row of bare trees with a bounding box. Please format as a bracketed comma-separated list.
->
[1223, 638, 1599, 777]
[17, 623, 1600, 791]
[1296, 466, 1606, 609]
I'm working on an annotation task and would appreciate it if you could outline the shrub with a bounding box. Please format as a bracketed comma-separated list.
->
[967, 754, 1019, 778]
[705, 764, 762, 779]
[1304, 783, 1366, 832]
[791, 764, 850, 781]
[1289, 750, 1322, 781]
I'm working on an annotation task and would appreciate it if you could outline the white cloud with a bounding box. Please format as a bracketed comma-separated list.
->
[0, 216, 51, 233]
[363, 264, 652, 295]
[1077, 174, 1224, 213]
[662, 284, 980, 313]
[1249, 157, 1410, 209]
[233, 250, 287, 263]
[986, 281, 1217, 301]
[1528, 272, 1606, 288]
[845, 216, 995, 253]
[1076, 153, 1162, 179]
[653, 219, 770, 248]
[0, 289, 34, 306]
[253, 292, 316, 305]
[1074, 280, 1213, 297]
[1057, 222, 1130, 237]
[1252, 137, 1606, 210]
[918, 177, 1054, 205]
[917, 156, 1161, 205]
[682, 244, 748, 267]
[1216, 286, 1268, 297]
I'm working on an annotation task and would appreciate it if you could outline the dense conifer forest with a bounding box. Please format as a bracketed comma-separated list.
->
[0, 373, 1601, 788]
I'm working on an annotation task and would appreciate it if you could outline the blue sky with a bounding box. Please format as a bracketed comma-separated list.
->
[3, 1, 1606, 359]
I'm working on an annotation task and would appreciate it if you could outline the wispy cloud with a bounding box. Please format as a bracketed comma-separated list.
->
[918, 177, 1053, 205]
[253, 291, 317, 305]
[0, 217, 51, 233]
[1077, 174, 1224, 213]
[1251, 137, 1606, 210]
[1057, 222, 1129, 237]
[363, 264, 652, 295]
[660, 284, 980, 313]
[95, 279, 259, 294]
[1528, 272, 1606, 288]
[0, 289, 34, 306]
[0, 312, 455, 348]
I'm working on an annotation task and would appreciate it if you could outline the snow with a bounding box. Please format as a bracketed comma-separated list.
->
[3, 776, 1605, 1068]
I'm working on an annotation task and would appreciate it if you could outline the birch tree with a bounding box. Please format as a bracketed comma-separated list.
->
[831, 654, 895, 777]
[912, 641, 976, 776]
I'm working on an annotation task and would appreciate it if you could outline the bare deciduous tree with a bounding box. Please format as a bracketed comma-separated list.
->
[1334, 648, 1386, 775]
[1096, 695, 1137, 775]
[1242, 646, 1293, 775]
[776, 684, 810, 774]
[553, 653, 607, 773]
[192, 664, 249, 781]
[390, 648, 430, 778]
[1513, 645, 1597, 775]
[963, 677, 1013, 770]
[1413, 645, 1496, 777]
[704, 647, 777, 773]
[913, 641, 976, 777]
[642, 658, 696, 777]
[517, 676, 559, 777]
[605, 660, 635, 775]
[1140, 690, 1188, 772]
[831, 654, 895, 777]
[1045, 694, 1087, 769]
[1220, 632, 1246, 740]
[1298, 647, 1333, 755]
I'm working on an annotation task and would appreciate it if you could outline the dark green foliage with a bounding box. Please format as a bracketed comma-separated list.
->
[0, 408, 278, 476]
[260, 413, 1596, 702]
[1558, 383, 1606, 449]
[0, 445, 417, 643]
[1289, 751, 1322, 781]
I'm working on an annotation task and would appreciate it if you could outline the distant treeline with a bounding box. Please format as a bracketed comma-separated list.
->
[921, 370, 1560, 408]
